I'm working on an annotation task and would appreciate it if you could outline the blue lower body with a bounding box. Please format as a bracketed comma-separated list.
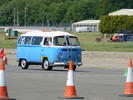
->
[16, 46, 82, 66]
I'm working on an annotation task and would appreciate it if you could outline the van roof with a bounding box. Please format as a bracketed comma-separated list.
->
[20, 31, 75, 37]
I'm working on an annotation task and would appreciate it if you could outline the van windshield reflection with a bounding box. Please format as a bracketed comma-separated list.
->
[53, 36, 80, 46]
[68, 36, 80, 46]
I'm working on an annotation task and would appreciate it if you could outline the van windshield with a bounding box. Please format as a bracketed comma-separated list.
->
[53, 36, 66, 46]
[53, 36, 80, 46]
[68, 36, 80, 46]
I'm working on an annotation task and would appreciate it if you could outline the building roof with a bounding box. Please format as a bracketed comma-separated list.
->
[21, 31, 74, 37]
[72, 20, 100, 26]
[109, 9, 133, 16]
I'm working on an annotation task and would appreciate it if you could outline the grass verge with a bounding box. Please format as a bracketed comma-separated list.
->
[0, 29, 133, 52]
[0, 29, 17, 48]
[72, 32, 133, 52]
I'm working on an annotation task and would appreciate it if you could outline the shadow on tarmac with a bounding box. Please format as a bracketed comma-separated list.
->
[26, 68, 91, 73]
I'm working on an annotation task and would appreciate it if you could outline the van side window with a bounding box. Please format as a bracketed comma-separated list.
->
[20, 37, 31, 45]
[44, 37, 52, 46]
[31, 37, 43, 45]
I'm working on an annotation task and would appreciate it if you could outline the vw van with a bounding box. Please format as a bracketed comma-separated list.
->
[16, 31, 82, 70]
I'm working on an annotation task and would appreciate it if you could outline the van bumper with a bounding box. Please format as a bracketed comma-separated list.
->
[53, 62, 82, 66]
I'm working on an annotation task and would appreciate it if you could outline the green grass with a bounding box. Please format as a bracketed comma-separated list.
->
[71, 32, 133, 52]
[0, 28, 133, 52]
[81, 42, 133, 52]
[0, 29, 17, 48]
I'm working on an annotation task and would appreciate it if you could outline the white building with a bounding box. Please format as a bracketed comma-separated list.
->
[72, 20, 100, 32]
[109, 9, 133, 16]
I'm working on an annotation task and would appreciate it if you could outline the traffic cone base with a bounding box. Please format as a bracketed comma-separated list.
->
[58, 96, 84, 99]
[64, 86, 76, 97]
[0, 57, 16, 100]
[121, 58, 133, 97]
[64, 96, 84, 99]
[0, 84, 16, 100]
[63, 86, 84, 99]
[124, 82, 133, 95]
[0, 86, 8, 99]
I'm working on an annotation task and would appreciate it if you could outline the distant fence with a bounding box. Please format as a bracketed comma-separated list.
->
[0, 26, 72, 33]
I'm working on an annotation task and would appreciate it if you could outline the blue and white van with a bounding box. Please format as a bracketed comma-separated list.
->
[16, 31, 82, 70]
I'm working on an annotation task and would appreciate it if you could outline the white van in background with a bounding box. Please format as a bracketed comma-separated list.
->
[76, 27, 91, 33]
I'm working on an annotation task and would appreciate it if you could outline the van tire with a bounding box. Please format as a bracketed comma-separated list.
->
[42, 59, 53, 70]
[20, 59, 29, 69]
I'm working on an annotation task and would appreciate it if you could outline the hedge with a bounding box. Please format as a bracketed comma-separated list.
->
[99, 15, 133, 34]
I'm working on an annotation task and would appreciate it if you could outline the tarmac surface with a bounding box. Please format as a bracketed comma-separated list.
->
[3, 49, 133, 100]
[6, 65, 132, 100]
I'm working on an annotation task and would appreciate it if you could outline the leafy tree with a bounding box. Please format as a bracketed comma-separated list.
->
[0, 0, 133, 26]
[65, 0, 96, 23]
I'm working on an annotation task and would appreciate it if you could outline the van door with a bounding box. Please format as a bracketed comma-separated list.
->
[29, 37, 43, 62]
[17, 36, 31, 61]
[41, 37, 53, 62]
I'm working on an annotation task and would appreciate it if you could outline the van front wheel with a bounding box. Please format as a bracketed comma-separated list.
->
[42, 59, 53, 70]
[20, 59, 29, 69]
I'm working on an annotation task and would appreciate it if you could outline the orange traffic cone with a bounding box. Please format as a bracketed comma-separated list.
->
[64, 60, 84, 99]
[0, 48, 7, 65]
[0, 59, 15, 100]
[123, 58, 133, 96]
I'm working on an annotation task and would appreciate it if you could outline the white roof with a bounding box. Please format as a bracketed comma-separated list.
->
[72, 20, 100, 25]
[21, 31, 75, 37]
[109, 9, 133, 16]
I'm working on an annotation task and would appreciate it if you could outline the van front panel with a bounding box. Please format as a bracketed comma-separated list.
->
[51, 47, 82, 66]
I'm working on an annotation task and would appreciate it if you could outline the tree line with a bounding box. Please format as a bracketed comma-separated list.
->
[0, 0, 133, 26]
